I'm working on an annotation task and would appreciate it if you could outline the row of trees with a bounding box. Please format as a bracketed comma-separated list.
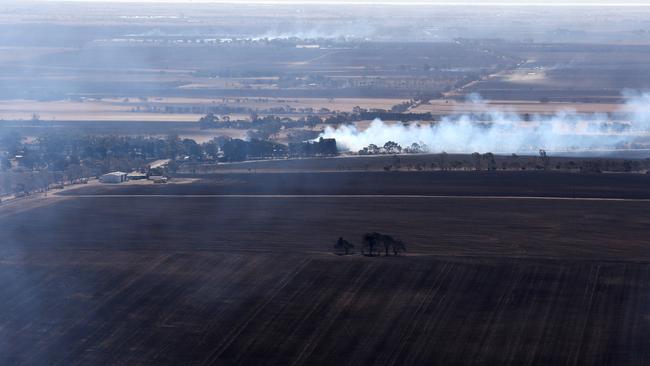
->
[199, 113, 322, 132]
[221, 137, 338, 162]
[0, 171, 75, 196]
[334, 233, 406, 256]
[289, 138, 337, 158]
[359, 141, 429, 155]
[0, 131, 340, 173]
[357, 147, 552, 172]
[197, 109, 439, 134]
[0, 134, 201, 173]
[471, 150, 548, 171]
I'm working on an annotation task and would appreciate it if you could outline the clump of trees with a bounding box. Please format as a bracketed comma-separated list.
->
[471, 152, 497, 171]
[198, 113, 324, 131]
[538, 149, 550, 170]
[358, 141, 430, 156]
[221, 138, 288, 162]
[0, 131, 339, 171]
[334, 237, 354, 255]
[362, 232, 406, 256]
[334, 233, 406, 256]
[221, 137, 338, 162]
[289, 137, 337, 158]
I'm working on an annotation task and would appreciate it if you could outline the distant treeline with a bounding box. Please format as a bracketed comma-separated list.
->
[221, 137, 337, 162]
[357, 111, 434, 121]
[197, 110, 438, 133]
[0, 132, 338, 194]
[199, 113, 322, 131]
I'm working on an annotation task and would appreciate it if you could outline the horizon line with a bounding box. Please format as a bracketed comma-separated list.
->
[24, 1, 650, 7]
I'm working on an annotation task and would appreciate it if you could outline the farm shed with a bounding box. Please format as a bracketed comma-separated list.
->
[100, 171, 128, 183]
[127, 172, 147, 180]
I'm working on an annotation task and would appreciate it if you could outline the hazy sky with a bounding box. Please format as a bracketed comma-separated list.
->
[29, 0, 650, 5]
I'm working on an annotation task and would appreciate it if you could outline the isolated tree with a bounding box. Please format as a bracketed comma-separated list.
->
[439, 151, 447, 170]
[362, 232, 382, 256]
[198, 113, 219, 129]
[405, 143, 423, 154]
[379, 234, 398, 256]
[383, 141, 402, 154]
[483, 152, 496, 170]
[334, 237, 354, 255]
[367, 144, 380, 155]
[471, 152, 482, 171]
[379, 234, 406, 256]
[392, 240, 406, 255]
[539, 149, 550, 170]
[361, 233, 406, 257]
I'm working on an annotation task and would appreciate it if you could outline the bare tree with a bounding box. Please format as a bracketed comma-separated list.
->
[383, 141, 402, 154]
[361, 233, 408, 257]
[439, 152, 448, 171]
[334, 237, 354, 255]
[471, 152, 482, 171]
[362, 232, 382, 256]
[539, 149, 550, 170]
[381, 234, 406, 256]
[392, 240, 406, 255]
[483, 152, 496, 170]
[378, 234, 396, 256]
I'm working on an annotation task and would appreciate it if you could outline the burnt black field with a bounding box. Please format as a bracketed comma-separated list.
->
[3, 3, 650, 364]
[67, 171, 650, 199]
[1, 171, 650, 365]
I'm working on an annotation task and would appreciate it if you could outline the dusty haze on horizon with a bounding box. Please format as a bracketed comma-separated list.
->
[26, 0, 650, 5]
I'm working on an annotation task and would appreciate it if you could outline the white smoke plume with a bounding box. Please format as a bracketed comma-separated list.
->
[320, 92, 650, 154]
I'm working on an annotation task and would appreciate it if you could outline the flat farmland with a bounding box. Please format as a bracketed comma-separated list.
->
[2, 171, 650, 364]
[0, 41, 508, 100]
[461, 43, 650, 102]
[5, 194, 650, 261]
[0, 97, 405, 122]
[157, 171, 650, 200]
[1, 251, 649, 365]
[412, 99, 626, 116]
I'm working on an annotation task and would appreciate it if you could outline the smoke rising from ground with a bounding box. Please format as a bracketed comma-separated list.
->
[320, 92, 650, 154]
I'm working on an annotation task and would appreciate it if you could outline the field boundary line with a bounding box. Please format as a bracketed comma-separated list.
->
[61, 194, 650, 202]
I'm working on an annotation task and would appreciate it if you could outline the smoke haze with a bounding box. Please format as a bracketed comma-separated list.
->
[320, 92, 650, 154]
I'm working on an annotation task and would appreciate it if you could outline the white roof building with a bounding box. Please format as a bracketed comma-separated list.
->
[100, 171, 128, 183]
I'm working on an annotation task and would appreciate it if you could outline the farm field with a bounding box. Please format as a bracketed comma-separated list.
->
[178, 153, 650, 174]
[412, 100, 626, 116]
[0, 121, 248, 144]
[3, 3, 650, 365]
[67, 171, 650, 200]
[1, 251, 649, 365]
[0, 97, 405, 122]
[460, 43, 650, 103]
[7, 193, 650, 261]
[1, 171, 650, 364]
